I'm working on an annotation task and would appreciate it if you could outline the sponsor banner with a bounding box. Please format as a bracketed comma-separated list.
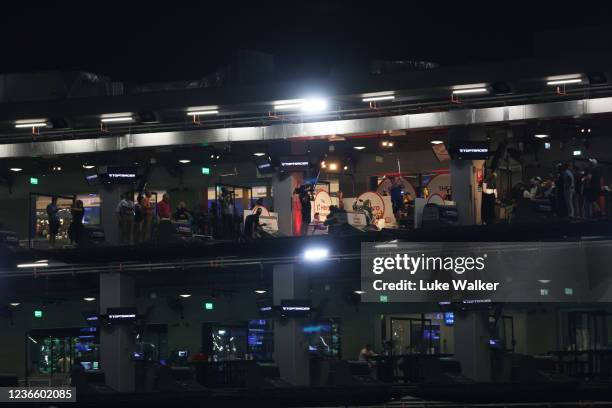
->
[312, 190, 332, 221]
[361, 241, 612, 303]
[344, 192, 397, 228]
[426, 173, 451, 203]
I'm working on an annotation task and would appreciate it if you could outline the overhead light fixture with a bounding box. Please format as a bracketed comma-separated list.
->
[320, 161, 326, 168]
[186, 110, 219, 116]
[179, 159, 191, 164]
[253, 152, 266, 157]
[452, 87, 488, 95]
[430, 140, 444, 145]
[381, 141, 394, 147]
[303, 248, 329, 262]
[343, 165, 348, 171]
[353, 146, 366, 150]
[100, 116, 134, 123]
[534, 134, 549, 139]
[254, 290, 267, 294]
[362, 95, 395, 102]
[15, 121, 47, 128]
[328, 162, 338, 171]
[354, 290, 366, 295]
[573, 150, 582, 156]
[82, 164, 95, 169]
[546, 78, 582, 86]
[17, 262, 48, 268]
[52, 166, 62, 171]
[274, 98, 328, 113]
[179, 294, 192, 298]
[83, 297, 96, 302]
[9, 168, 23, 172]
[9, 303, 20, 307]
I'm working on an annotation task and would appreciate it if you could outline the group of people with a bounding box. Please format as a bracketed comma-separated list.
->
[116, 192, 156, 245]
[522, 159, 605, 219]
[45, 196, 86, 247]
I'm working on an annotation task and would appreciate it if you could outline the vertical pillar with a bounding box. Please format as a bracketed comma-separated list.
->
[99, 273, 136, 392]
[272, 174, 303, 236]
[450, 127, 487, 226]
[272, 263, 310, 385]
[453, 310, 491, 382]
[100, 186, 124, 245]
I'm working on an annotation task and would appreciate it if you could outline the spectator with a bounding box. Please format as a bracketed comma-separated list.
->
[133, 195, 144, 244]
[220, 188, 234, 238]
[46, 196, 60, 247]
[244, 207, 265, 240]
[157, 193, 172, 220]
[142, 191, 154, 241]
[389, 177, 404, 218]
[585, 159, 602, 218]
[174, 201, 191, 222]
[481, 171, 498, 225]
[563, 162, 575, 218]
[69, 199, 84, 245]
[116, 193, 135, 245]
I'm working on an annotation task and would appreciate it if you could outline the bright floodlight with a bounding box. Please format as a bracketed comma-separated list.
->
[534, 134, 549, 139]
[353, 146, 366, 150]
[253, 152, 266, 157]
[9, 168, 23, 172]
[303, 248, 329, 262]
[179, 294, 192, 298]
[301, 98, 328, 112]
[179, 159, 191, 164]
[430, 140, 444, 145]
[83, 297, 96, 302]
[274, 98, 328, 112]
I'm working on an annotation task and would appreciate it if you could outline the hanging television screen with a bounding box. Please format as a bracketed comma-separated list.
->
[432, 143, 451, 162]
[103, 307, 138, 324]
[256, 299, 276, 317]
[84, 169, 100, 185]
[280, 299, 312, 317]
[255, 157, 275, 175]
[450, 141, 490, 160]
[279, 156, 310, 172]
[98, 166, 139, 184]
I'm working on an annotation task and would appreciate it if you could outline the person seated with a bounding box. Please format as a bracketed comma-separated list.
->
[358, 344, 378, 369]
[244, 207, 267, 240]
[311, 212, 327, 231]
[174, 201, 191, 223]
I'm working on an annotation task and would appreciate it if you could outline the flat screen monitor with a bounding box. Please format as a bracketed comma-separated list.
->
[105, 307, 137, 323]
[450, 141, 490, 160]
[279, 156, 310, 172]
[84, 169, 100, 185]
[256, 299, 276, 317]
[255, 157, 275, 175]
[432, 143, 451, 162]
[280, 299, 312, 317]
[98, 166, 139, 184]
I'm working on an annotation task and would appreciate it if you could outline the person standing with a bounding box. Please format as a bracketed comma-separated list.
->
[69, 200, 84, 245]
[157, 193, 172, 220]
[133, 195, 144, 244]
[389, 177, 404, 219]
[142, 191, 154, 241]
[116, 193, 135, 245]
[563, 162, 575, 218]
[585, 159, 602, 218]
[481, 171, 498, 225]
[220, 188, 234, 238]
[46, 196, 60, 247]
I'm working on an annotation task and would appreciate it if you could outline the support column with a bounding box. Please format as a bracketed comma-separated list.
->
[99, 273, 136, 392]
[272, 174, 303, 236]
[272, 263, 310, 385]
[450, 127, 486, 226]
[100, 186, 124, 245]
[453, 310, 491, 382]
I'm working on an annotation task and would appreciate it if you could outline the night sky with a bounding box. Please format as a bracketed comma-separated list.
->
[3, 2, 612, 82]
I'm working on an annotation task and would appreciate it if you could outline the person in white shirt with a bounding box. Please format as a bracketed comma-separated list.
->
[116, 193, 135, 245]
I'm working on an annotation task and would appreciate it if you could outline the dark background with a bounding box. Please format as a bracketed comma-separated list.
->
[3, 1, 612, 82]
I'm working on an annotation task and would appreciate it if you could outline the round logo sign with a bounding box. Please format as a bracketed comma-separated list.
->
[314, 190, 332, 220]
[354, 192, 386, 224]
